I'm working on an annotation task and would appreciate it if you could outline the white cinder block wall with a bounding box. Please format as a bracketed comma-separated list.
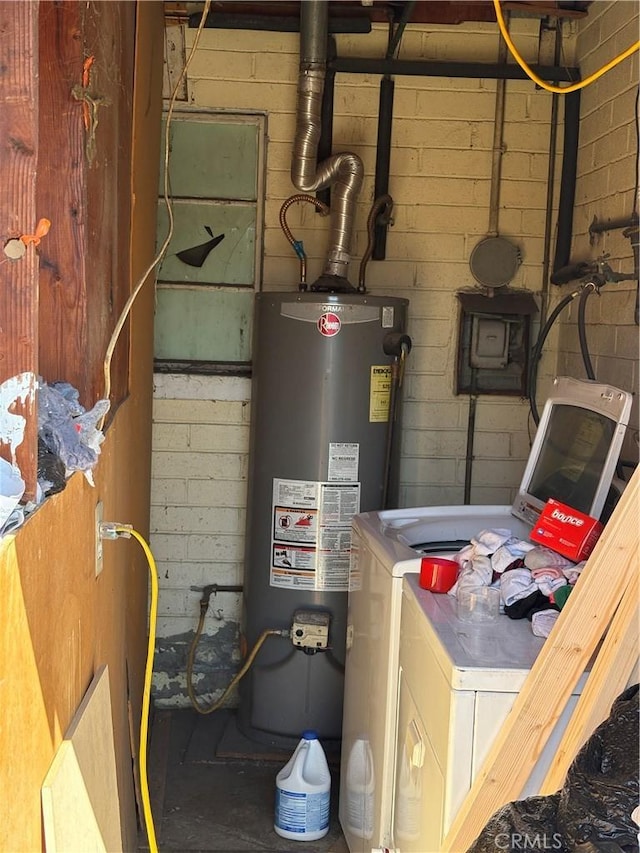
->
[150, 5, 638, 706]
[554, 1, 639, 466]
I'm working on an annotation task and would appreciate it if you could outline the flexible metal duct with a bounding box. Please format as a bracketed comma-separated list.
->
[292, 0, 364, 287]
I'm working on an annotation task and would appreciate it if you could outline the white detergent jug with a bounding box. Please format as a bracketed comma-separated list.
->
[274, 730, 331, 841]
[344, 736, 374, 839]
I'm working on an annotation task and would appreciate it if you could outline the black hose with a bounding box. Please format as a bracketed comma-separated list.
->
[528, 289, 580, 425]
[578, 285, 596, 380]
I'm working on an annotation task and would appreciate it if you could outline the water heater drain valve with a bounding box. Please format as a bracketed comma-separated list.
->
[291, 610, 330, 653]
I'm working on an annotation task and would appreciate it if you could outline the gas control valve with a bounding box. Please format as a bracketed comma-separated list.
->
[291, 610, 331, 653]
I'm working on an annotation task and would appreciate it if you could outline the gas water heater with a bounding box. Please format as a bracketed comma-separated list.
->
[238, 291, 409, 747]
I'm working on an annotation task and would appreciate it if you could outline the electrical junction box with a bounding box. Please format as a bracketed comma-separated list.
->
[470, 316, 511, 369]
[291, 610, 331, 651]
[456, 289, 538, 395]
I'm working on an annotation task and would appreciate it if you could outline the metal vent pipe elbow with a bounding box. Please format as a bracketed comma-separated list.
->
[291, 0, 364, 281]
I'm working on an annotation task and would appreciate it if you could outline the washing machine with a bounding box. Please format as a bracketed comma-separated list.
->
[338, 377, 632, 853]
[339, 504, 532, 853]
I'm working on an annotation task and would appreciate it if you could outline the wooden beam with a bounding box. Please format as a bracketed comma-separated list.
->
[442, 467, 640, 852]
[539, 566, 639, 794]
[37, 1, 135, 412]
[37, 2, 88, 398]
[0, 1, 39, 500]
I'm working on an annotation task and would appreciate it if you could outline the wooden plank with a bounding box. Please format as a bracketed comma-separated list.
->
[41, 742, 108, 853]
[441, 468, 640, 852]
[41, 665, 123, 853]
[539, 566, 639, 794]
[0, 0, 39, 499]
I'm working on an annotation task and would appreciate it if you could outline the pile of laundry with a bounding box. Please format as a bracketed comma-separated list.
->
[448, 528, 583, 638]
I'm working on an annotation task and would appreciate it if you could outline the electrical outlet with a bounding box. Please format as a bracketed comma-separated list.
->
[95, 501, 103, 576]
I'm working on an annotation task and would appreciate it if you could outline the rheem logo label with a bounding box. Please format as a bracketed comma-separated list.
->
[318, 312, 341, 337]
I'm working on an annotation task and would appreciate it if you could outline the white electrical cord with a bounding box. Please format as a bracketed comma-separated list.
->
[99, 0, 212, 428]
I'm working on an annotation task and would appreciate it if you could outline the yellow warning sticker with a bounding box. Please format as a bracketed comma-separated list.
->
[369, 365, 391, 422]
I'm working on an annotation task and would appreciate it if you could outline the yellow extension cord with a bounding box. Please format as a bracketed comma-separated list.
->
[114, 526, 159, 853]
[113, 526, 288, 851]
[493, 0, 639, 94]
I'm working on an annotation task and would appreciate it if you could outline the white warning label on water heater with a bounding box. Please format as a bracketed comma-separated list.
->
[328, 443, 359, 482]
[270, 478, 360, 591]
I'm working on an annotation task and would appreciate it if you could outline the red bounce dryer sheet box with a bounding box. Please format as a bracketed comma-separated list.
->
[530, 498, 603, 562]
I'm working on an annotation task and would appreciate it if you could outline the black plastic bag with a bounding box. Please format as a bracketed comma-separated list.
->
[557, 683, 639, 850]
[37, 438, 66, 496]
[466, 794, 568, 852]
[467, 684, 639, 853]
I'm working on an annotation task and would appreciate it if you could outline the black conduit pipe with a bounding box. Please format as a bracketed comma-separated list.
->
[463, 373, 478, 505]
[553, 90, 581, 273]
[330, 57, 579, 81]
[373, 76, 395, 260]
[382, 333, 412, 509]
[539, 22, 562, 328]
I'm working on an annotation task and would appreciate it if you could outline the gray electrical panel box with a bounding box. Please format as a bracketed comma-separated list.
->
[456, 289, 538, 395]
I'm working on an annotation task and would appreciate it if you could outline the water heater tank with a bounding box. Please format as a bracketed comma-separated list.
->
[238, 291, 409, 747]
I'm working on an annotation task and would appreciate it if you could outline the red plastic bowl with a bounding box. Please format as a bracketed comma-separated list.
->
[419, 557, 459, 594]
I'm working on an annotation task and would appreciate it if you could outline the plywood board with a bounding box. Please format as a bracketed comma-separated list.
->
[42, 665, 122, 852]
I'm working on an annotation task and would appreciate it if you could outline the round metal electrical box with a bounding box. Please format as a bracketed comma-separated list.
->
[238, 291, 409, 747]
[469, 235, 521, 289]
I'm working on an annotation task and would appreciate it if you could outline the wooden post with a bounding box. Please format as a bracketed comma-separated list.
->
[0, 1, 39, 500]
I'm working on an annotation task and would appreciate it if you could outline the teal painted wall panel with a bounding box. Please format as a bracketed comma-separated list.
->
[154, 286, 253, 362]
[158, 117, 258, 200]
[156, 200, 255, 285]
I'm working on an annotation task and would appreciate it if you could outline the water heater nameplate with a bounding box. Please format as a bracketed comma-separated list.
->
[280, 302, 381, 325]
[370, 366, 392, 423]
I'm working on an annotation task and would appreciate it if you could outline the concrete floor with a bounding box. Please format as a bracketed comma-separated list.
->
[140, 708, 348, 853]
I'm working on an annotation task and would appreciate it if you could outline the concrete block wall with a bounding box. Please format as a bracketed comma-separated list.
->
[149, 7, 637, 705]
[151, 374, 250, 705]
[554, 1, 639, 467]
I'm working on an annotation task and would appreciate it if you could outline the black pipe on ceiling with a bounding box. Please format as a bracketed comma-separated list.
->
[189, 13, 371, 33]
[330, 56, 580, 82]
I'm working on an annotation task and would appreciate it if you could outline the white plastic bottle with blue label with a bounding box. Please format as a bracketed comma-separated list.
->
[274, 730, 331, 841]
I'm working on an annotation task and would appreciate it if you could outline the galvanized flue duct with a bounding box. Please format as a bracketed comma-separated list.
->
[291, 0, 363, 289]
